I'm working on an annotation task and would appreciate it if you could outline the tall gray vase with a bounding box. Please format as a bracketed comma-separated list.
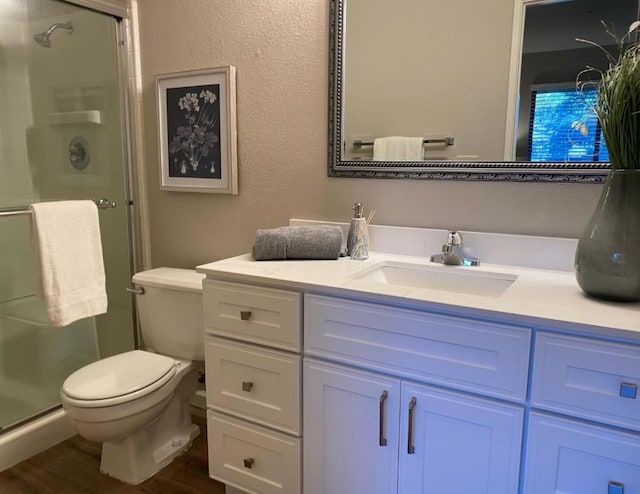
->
[575, 170, 640, 302]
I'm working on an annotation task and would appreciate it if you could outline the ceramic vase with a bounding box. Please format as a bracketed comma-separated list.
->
[575, 169, 640, 302]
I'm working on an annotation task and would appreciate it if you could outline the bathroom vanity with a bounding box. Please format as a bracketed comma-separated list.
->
[197, 225, 640, 494]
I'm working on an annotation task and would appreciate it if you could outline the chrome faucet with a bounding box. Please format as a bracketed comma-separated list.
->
[430, 231, 479, 266]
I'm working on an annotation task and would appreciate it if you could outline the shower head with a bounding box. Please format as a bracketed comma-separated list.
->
[33, 22, 73, 48]
[33, 32, 52, 48]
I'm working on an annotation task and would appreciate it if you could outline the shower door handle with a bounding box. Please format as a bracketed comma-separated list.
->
[94, 198, 117, 209]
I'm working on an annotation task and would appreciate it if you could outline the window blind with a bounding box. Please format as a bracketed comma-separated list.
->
[528, 87, 608, 162]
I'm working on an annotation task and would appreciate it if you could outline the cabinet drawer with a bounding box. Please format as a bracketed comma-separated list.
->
[524, 412, 640, 494]
[205, 336, 301, 435]
[207, 411, 301, 494]
[203, 280, 302, 351]
[305, 294, 531, 402]
[532, 333, 640, 431]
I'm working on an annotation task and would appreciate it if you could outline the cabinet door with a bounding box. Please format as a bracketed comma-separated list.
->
[398, 382, 523, 494]
[303, 359, 400, 494]
[524, 412, 640, 494]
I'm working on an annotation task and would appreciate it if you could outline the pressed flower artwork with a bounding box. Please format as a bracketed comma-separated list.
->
[157, 66, 237, 194]
[166, 84, 221, 179]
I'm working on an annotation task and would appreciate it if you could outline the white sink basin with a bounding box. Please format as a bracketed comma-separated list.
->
[350, 261, 517, 298]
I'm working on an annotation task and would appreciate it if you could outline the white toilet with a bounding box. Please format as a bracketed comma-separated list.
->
[60, 267, 205, 485]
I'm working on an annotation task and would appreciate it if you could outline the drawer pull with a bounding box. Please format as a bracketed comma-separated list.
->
[407, 396, 417, 455]
[379, 390, 388, 447]
[240, 310, 252, 321]
[608, 481, 624, 494]
[243, 457, 255, 469]
[242, 381, 254, 392]
[619, 382, 637, 399]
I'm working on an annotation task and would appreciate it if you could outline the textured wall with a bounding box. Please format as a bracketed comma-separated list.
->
[136, 0, 602, 269]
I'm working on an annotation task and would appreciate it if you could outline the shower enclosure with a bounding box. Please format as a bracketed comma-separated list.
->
[0, 0, 135, 437]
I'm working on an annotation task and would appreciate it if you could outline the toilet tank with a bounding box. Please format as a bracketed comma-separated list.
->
[132, 268, 205, 361]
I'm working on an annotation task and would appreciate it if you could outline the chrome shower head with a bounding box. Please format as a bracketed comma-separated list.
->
[33, 32, 51, 48]
[33, 22, 73, 48]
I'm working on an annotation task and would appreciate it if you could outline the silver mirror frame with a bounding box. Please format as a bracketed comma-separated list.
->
[327, 0, 608, 183]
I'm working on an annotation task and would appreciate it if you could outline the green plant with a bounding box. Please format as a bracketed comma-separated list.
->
[577, 21, 640, 169]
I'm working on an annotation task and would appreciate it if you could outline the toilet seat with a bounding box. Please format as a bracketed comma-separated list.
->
[62, 350, 177, 408]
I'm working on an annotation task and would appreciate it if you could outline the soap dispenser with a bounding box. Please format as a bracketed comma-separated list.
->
[347, 202, 369, 260]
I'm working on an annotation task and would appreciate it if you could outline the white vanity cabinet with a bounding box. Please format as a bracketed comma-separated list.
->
[203, 280, 303, 494]
[303, 294, 528, 494]
[523, 332, 640, 493]
[199, 252, 640, 494]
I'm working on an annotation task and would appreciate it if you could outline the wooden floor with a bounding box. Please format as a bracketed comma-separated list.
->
[0, 414, 226, 493]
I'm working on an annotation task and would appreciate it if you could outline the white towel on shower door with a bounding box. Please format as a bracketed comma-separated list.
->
[373, 136, 424, 161]
[30, 200, 107, 327]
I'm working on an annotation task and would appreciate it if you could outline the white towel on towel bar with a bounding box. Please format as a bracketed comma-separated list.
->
[30, 200, 107, 327]
[373, 136, 424, 161]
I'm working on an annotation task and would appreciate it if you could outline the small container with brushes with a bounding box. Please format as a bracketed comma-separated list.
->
[347, 202, 369, 260]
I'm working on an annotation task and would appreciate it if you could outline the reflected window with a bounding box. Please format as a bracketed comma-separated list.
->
[528, 86, 609, 162]
[514, 0, 636, 163]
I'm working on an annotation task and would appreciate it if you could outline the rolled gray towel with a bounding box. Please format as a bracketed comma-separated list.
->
[253, 225, 343, 261]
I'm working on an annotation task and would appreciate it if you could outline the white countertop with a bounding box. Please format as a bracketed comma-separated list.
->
[197, 251, 640, 341]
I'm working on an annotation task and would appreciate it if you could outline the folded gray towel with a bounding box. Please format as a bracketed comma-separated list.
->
[253, 225, 344, 261]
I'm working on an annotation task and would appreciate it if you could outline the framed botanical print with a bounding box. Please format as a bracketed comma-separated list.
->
[156, 66, 238, 194]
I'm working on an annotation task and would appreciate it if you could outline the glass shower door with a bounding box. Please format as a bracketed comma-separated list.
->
[0, 0, 135, 431]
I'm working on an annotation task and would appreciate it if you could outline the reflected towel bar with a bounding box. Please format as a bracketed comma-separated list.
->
[0, 198, 117, 218]
[352, 137, 455, 148]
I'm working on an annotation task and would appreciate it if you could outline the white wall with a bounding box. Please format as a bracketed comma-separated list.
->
[136, 0, 602, 269]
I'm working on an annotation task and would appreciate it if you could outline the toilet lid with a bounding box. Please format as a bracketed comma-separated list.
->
[62, 350, 176, 401]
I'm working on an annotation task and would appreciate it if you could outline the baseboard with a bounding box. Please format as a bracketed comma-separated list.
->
[0, 409, 75, 472]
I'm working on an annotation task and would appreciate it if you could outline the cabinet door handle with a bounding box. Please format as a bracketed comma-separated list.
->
[243, 457, 255, 469]
[242, 381, 254, 392]
[379, 390, 388, 447]
[619, 382, 637, 399]
[407, 396, 417, 455]
[608, 481, 624, 494]
[240, 310, 252, 321]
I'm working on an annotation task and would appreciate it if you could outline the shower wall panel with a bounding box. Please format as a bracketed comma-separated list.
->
[0, 16, 37, 303]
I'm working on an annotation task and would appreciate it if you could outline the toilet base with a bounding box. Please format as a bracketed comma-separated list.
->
[99, 366, 201, 484]
[101, 422, 199, 484]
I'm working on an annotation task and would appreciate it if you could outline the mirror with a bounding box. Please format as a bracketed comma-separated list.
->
[328, 0, 639, 181]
